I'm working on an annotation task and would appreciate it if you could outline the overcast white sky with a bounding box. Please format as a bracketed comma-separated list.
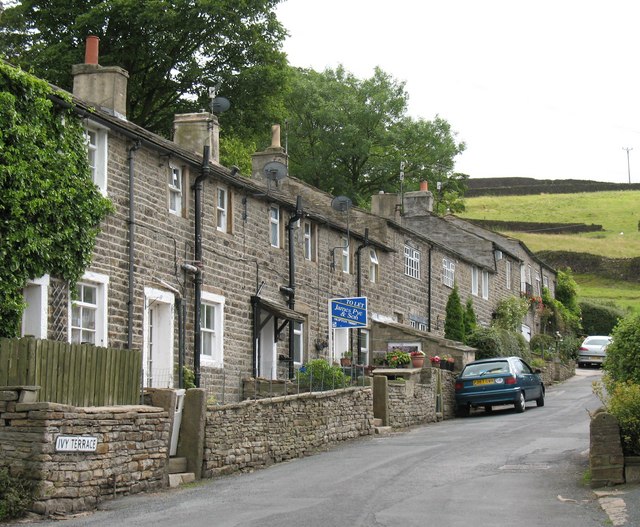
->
[275, 0, 640, 183]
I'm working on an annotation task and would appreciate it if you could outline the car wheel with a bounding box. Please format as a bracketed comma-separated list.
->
[536, 388, 545, 407]
[456, 404, 470, 417]
[484, 405, 493, 413]
[514, 391, 526, 413]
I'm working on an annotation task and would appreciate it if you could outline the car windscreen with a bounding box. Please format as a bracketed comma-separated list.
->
[461, 361, 510, 377]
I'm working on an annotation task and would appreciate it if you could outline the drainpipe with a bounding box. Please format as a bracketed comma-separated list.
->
[192, 145, 210, 388]
[428, 245, 433, 332]
[355, 228, 370, 365]
[127, 140, 141, 350]
[284, 196, 303, 379]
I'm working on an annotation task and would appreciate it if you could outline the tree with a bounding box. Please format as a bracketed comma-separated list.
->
[444, 285, 465, 342]
[463, 296, 477, 344]
[603, 312, 640, 387]
[0, 62, 113, 337]
[0, 0, 288, 140]
[284, 66, 466, 206]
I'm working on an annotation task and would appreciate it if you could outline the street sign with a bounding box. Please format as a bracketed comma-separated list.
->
[330, 296, 367, 328]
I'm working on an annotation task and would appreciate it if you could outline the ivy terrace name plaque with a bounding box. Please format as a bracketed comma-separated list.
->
[55, 435, 98, 452]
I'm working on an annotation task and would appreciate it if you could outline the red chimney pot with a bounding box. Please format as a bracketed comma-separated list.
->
[85, 35, 99, 65]
[420, 181, 429, 191]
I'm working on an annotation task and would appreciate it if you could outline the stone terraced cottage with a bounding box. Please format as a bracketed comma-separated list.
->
[17, 37, 557, 404]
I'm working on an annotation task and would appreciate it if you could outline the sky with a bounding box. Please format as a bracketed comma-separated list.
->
[275, 0, 640, 183]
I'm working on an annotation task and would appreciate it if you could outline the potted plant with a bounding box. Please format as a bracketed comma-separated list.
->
[340, 351, 352, 367]
[446, 356, 456, 371]
[410, 350, 426, 368]
[386, 349, 411, 368]
[429, 355, 441, 367]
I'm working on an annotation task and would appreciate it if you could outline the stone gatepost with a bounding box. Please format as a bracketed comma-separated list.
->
[372, 375, 389, 426]
[590, 408, 625, 487]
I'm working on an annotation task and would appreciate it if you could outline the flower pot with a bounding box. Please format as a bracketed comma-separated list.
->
[411, 356, 425, 368]
[340, 357, 351, 367]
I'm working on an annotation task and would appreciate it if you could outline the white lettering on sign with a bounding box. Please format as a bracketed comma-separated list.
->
[55, 435, 98, 452]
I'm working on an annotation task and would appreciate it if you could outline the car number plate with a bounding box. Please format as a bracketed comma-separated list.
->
[472, 378, 494, 386]
[590, 356, 601, 361]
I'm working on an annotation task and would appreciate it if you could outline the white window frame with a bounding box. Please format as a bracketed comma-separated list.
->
[269, 205, 280, 248]
[22, 275, 50, 339]
[359, 329, 370, 366]
[341, 236, 350, 274]
[404, 245, 420, 280]
[520, 264, 527, 293]
[506, 260, 512, 290]
[168, 164, 183, 215]
[69, 271, 109, 347]
[535, 271, 542, 296]
[482, 270, 489, 299]
[85, 124, 108, 195]
[303, 221, 316, 261]
[216, 187, 228, 232]
[293, 321, 304, 365]
[369, 248, 379, 283]
[543, 275, 549, 290]
[471, 266, 479, 296]
[200, 291, 225, 368]
[442, 258, 455, 288]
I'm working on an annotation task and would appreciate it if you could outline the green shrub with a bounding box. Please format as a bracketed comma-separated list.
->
[580, 300, 624, 336]
[530, 334, 555, 356]
[296, 359, 349, 391]
[444, 285, 464, 342]
[603, 312, 640, 386]
[557, 335, 580, 363]
[493, 297, 528, 332]
[467, 327, 529, 360]
[0, 467, 37, 521]
[606, 381, 640, 456]
[386, 350, 411, 368]
[463, 297, 477, 344]
[530, 357, 546, 369]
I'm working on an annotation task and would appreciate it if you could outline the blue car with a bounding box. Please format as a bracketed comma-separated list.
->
[454, 356, 545, 417]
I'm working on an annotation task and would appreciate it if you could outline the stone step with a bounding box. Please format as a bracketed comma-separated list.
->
[168, 457, 188, 474]
[374, 426, 392, 436]
[372, 418, 383, 427]
[168, 472, 196, 488]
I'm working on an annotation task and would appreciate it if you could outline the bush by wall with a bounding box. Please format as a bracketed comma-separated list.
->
[580, 301, 625, 336]
[604, 312, 640, 386]
[467, 327, 529, 360]
[606, 382, 640, 456]
[0, 468, 37, 522]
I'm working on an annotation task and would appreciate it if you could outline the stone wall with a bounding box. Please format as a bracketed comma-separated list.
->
[0, 386, 170, 515]
[538, 359, 575, 387]
[375, 367, 457, 429]
[590, 408, 625, 488]
[202, 387, 374, 478]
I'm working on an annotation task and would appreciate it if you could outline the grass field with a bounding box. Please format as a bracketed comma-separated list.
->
[460, 190, 640, 313]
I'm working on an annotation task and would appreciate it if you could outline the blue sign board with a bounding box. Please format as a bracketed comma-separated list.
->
[330, 297, 368, 328]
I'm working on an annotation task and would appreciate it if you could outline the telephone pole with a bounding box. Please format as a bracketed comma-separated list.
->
[623, 147, 633, 184]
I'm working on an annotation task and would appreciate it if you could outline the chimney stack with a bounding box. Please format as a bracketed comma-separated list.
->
[251, 124, 288, 182]
[173, 112, 220, 163]
[72, 36, 129, 119]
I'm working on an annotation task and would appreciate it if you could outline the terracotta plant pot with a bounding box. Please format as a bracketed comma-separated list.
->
[411, 356, 425, 368]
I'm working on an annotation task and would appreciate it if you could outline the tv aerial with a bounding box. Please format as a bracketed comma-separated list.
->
[209, 83, 230, 114]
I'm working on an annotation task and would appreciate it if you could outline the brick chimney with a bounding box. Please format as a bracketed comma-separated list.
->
[251, 125, 288, 183]
[173, 112, 220, 163]
[72, 36, 129, 119]
[370, 181, 434, 220]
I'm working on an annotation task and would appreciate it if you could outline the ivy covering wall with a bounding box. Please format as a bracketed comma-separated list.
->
[0, 61, 113, 337]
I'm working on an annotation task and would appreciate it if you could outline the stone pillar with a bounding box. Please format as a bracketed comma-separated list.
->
[590, 409, 625, 487]
[177, 388, 206, 479]
[372, 375, 389, 426]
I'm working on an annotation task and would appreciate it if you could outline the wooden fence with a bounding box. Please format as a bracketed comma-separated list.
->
[0, 337, 141, 406]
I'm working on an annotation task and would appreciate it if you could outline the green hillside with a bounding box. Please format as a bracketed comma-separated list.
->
[459, 190, 640, 313]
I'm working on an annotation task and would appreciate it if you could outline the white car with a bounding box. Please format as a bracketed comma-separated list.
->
[577, 336, 612, 368]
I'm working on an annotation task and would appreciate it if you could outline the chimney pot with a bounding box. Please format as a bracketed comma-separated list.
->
[420, 181, 429, 192]
[85, 35, 100, 65]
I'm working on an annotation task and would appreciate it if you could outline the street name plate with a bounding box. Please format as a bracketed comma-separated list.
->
[55, 435, 98, 452]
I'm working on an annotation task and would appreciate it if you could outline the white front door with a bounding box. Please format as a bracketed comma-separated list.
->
[259, 313, 277, 379]
[333, 328, 350, 362]
[143, 288, 175, 388]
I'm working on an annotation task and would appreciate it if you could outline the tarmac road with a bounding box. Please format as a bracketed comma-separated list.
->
[7, 367, 638, 527]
